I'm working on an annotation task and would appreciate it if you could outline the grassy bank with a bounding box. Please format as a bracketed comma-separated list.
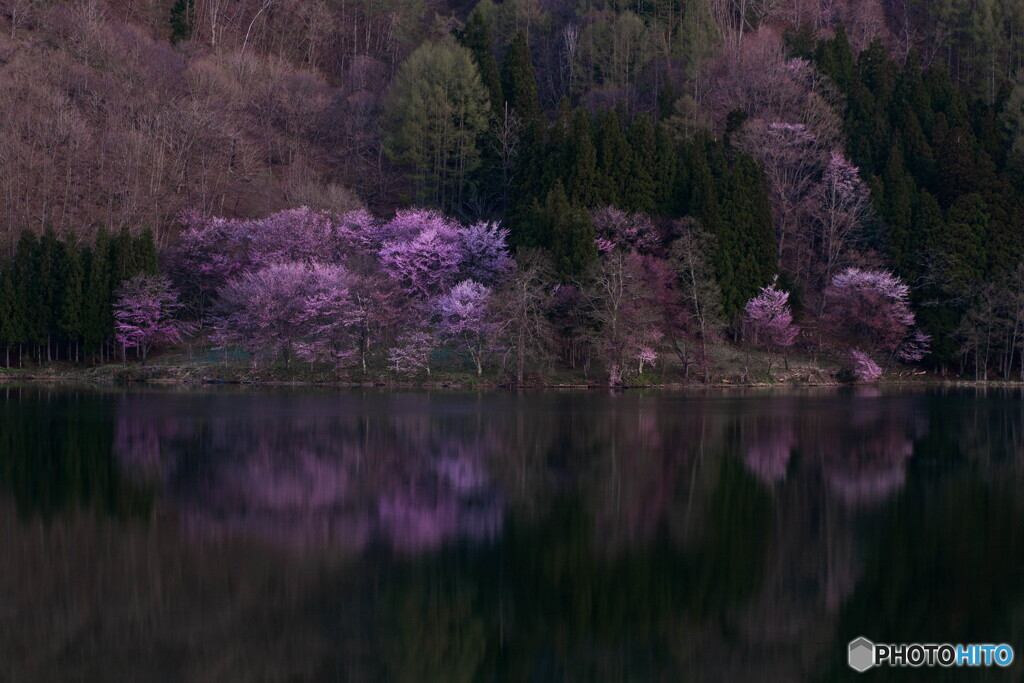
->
[0, 343, 950, 389]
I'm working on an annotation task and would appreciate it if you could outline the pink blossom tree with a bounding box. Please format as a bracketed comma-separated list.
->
[823, 267, 930, 371]
[297, 265, 361, 369]
[744, 276, 799, 373]
[591, 207, 660, 255]
[163, 212, 248, 323]
[434, 279, 501, 376]
[113, 274, 191, 365]
[212, 262, 343, 367]
[245, 207, 341, 268]
[378, 213, 465, 298]
[457, 221, 513, 283]
[850, 348, 882, 382]
[374, 208, 454, 245]
[814, 152, 871, 288]
[388, 330, 436, 377]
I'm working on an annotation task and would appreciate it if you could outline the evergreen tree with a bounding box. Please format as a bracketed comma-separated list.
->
[653, 123, 678, 215]
[543, 181, 598, 280]
[500, 31, 541, 127]
[881, 145, 916, 274]
[624, 115, 657, 213]
[11, 232, 37, 362]
[459, 9, 503, 112]
[384, 37, 492, 211]
[84, 228, 114, 358]
[60, 243, 85, 361]
[33, 230, 63, 355]
[169, 0, 194, 44]
[814, 25, 856, 92]
[566, 108, 599, 207]
[135, 229, 160, 276]
[0, 264, 14, 366]
[112, 227, 140, 283]
[595, 110, 630, 206]
[716, 154, 777, 313]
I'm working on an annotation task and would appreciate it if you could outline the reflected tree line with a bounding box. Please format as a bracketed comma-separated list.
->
[1, 387, 1023, 680]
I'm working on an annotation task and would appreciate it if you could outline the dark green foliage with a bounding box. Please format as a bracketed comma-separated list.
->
[594, 110, 631, 207]
[813, 33, 1024, 368]
[169, 0, 194, 44]
[59, 245, 85, 350]
[566, 109, 599, 206]
[0, 228, 159, 365]
[504, 105, 777, 312]
[500, 31, 540, 127]
[715, 155, 776, 313]
[546, 184, 598, 281]
[458, 9, 503, 112]
[623, 116, 657, 213]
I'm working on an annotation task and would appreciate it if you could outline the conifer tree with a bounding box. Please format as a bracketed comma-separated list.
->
[8, 233, 36, 363]
[566, 108, 599, 207]
[653, 124, 678, 215]
[624, 115, 657, 213]
[0, 265, 14, 366]
[60, 244, 85, 362]
[544, 181, 598, 281]
[384, 38, 491, 211]
[459, 9, 503, 112]
[84, 228, 114, 360]
[501, 31, 541, 127]
[595, 110, 630, 206]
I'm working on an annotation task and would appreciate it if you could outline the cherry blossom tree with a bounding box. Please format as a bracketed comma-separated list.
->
[298, 265, 361, 368]
[212, 262, 346, 367]
[332, 209, 383, 257]
[163, 212, 248, 323]
[591, 207, 660, 255]
[246, 207, 340, 268]
[744, 276, 799, 372]
[823, 268, 930, 370]
[850, 348, 882, 382]
[435, 279, 501, 376]
[457, 221, 513, 283]
[388, 330, 436, 377]
[814, 152, 870, 288]
[113, 274, 191, 365]
[375, 208, 456, 246]
[378, 214, 465, 298]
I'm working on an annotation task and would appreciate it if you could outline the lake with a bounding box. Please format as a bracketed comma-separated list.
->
[1, 384, 1022, 682]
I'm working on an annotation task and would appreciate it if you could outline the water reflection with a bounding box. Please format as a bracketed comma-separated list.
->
[113, 394, 504, 552]
[1, 385, 1023, 681]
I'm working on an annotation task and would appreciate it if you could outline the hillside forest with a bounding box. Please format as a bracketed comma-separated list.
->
[2, 0, 1024, 383]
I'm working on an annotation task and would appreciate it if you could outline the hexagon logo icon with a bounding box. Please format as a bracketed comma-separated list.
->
[848, 637, 875, 672]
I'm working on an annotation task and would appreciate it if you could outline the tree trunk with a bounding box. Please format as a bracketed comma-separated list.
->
[517, 342, 525, 387]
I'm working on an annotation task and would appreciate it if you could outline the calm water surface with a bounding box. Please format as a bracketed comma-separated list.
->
[1, 385, 1022, 682]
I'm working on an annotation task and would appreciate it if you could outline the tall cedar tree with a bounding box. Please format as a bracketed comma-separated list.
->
[541, 181, 598, 280]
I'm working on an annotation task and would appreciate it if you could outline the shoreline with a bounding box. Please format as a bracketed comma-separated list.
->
[1, 364, 1017, 390]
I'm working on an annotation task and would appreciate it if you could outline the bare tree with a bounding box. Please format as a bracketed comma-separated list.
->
[670, 220, 724, 383]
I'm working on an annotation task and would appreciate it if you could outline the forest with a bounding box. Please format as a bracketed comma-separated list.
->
[2, 0, 1024, 383]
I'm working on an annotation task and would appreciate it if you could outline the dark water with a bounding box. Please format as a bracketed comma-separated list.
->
[1, 385, 1022, 682]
